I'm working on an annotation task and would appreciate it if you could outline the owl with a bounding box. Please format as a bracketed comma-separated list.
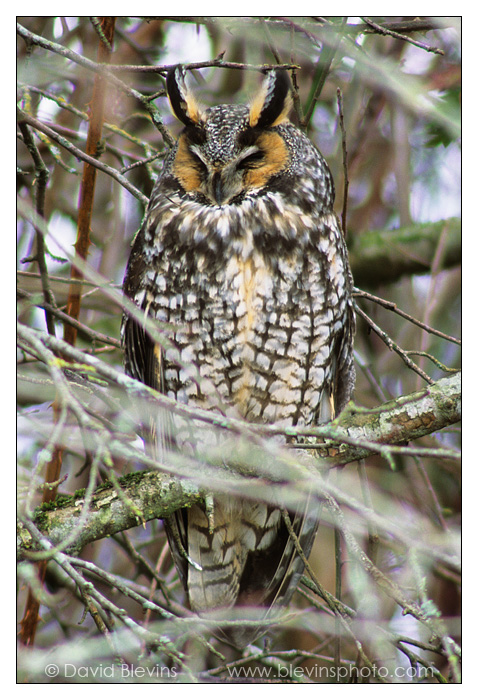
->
[122, 66, 355, 646]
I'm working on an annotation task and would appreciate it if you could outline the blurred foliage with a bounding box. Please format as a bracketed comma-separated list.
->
[17, 17, 461, 684]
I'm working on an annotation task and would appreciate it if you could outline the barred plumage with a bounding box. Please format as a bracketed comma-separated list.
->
[122, 67, 355, 645]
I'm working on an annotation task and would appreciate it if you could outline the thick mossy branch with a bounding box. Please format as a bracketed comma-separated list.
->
[349, 217, 460, 287]
[18, 472, 204, 559]
[17, 372, 461, 559]
[313, 371, 461, 463]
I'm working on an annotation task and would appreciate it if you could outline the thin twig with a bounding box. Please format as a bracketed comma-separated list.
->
[16, 22, 175, 146]
[336, 88, 349, 238]
[17, 121, 56, 336]
[89, 16, 114, 50]
[104, 58, 300, 73]
[155, 16, 445, 37]
[17, 289, 121, 349]
[353, 287, 461, 346]
[17, 322, 461, 467]
[361, 16, 445, 55]
[280, 507, 384, 679]
[322, 489, 460, 671]
[354, 303, 433, 384]
[303, 18, 347, 127]
[17, 109, 148, 205]
[357, 461, 379, 562]
[416, 221, 452, 387]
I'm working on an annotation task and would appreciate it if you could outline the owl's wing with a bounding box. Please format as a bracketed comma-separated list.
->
[122, 256, 190, 588]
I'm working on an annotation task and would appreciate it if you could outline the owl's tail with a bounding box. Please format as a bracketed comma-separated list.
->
[186, 498, 249, 612]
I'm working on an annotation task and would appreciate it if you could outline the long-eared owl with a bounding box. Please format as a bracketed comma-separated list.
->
[122, 66, 355, 644]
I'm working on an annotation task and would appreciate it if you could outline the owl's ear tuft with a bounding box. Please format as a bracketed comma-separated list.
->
[166, 65, 203, 127]
[249, 70, 293, 129]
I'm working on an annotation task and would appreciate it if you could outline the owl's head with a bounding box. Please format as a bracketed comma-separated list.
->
[166, 66, 294, 206]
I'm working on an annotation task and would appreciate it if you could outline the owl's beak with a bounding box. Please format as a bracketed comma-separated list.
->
[206, 163, 243, 206]
[211, 170, 226, 205]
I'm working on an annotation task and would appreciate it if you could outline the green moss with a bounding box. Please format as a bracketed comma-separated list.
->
[35, 493, 75, 515]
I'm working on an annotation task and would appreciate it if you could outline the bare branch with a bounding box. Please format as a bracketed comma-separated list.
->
[353, 288, 461, 346]
[361, 17, 444, 55]
[17, 108, 148, 205]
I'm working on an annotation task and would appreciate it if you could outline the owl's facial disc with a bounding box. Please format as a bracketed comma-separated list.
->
[173, 132, 289, 206]
[191, 144, 257, 205]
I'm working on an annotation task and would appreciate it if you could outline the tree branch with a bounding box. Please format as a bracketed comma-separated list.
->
[17, 108, 148, 205]
[348, 217, 461, 287]
[63, 16, 116, 348]
[17, 372, 461, 559]
[17, 471, 203, 559]
[301, 371, 461, 465]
